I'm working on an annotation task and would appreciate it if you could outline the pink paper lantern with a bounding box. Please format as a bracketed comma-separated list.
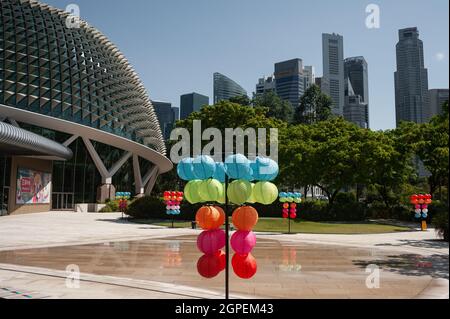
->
[415, 204, 420, 209]
[283, 208, 289, 214]
[290, 208, 296, 213]
[421, 204, 428, 210]
[231, 230, 257, 255]
[197, 229, 225, 255]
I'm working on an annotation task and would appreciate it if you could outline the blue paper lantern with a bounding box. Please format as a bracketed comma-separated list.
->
[251, 157, 279, 181]
[192, 155, 216, 180]
[177, 157, 197, 181]
[225, 154, 252, 180]
[213, 162, 226, 183]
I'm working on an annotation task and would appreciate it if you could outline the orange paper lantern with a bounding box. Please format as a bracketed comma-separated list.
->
[232, 206, 259, 231]
[196, 206, 225, 230]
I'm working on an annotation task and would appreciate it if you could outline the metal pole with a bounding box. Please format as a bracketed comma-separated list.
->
[224, 174, 230, 300]
[288, 212, 291, 234]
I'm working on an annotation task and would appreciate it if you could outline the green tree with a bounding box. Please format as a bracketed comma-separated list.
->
[228, 95, 251, 106]
[253, 91, 294, 123]
[361, 129, 415, 209]
[294, 84, 332, 125]
[279, 118, 365, 210]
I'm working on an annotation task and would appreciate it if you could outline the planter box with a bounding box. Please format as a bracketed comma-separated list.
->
[75, 203, 107, 213]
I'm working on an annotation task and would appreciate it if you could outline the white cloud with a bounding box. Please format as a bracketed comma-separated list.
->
[435, 52, 445, 61]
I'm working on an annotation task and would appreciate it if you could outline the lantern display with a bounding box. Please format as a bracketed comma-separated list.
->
[176, 154, 280, 289]
[164, 191, 183, 216]
[279, 192, 302, 234]
[410, 194, 432, 231]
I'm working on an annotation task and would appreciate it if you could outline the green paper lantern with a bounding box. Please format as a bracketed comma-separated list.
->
[227, 180, 252, 205]
[254, 181, 278, 205]
[217, 183, 226, 204]
[247, 183, 256, 204]
[184, 180, 202, 204]
[198, 179, 223, 202]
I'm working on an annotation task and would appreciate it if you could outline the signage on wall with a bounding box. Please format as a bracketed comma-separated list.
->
[16, 168, 52, 205]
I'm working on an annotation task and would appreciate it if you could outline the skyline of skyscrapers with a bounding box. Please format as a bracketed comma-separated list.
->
[152, 28, 446, 132]
[395, 27, 430, 126]
[213, 72, 247, 103]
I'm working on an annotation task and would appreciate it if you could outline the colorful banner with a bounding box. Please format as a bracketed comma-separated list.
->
[16, 168, 52, 205]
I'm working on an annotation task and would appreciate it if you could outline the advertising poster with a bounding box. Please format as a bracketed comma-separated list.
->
[16, 168, 52, 205]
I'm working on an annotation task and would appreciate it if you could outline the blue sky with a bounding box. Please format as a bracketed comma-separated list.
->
[46, 0, 449, 130]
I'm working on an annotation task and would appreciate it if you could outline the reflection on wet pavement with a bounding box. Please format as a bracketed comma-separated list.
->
[0, 236, 437, 298]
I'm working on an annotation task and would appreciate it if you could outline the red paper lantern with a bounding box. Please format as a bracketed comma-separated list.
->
[232, 253, 257, 279]
[282, 212, 289, 219]
[197, 254, 222, 278]
[215, 250, 226, 271]
[290, 212, 297, 219]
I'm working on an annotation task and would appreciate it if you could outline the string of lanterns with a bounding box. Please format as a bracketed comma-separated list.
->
[279, 192, 302, 219]
[177, 154, 279, 282]
[164, 191, 183, 216]
[410, 194, 432, 219]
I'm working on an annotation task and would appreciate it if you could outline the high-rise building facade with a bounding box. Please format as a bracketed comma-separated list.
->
[213, 73, 247, 103]
[152, 101, 175, 140]
[303, 66, 316, 91]
[180, 93, 209, 120]
[429, 89, 449, 118]
[255, 75, 276, 97]
[172, 107, 180, 121]
[322, 33, 345, 116]
[274, 59, 305, 109]
[344, 57, 369, 128]
[394, 27, 430, 126]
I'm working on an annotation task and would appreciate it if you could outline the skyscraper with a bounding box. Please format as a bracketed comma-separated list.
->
[180, 93, 209, 120]
[344, 57, 369, 128]
[428, 89, 449, 118]
[322, 33, 345, 116]
[255, 75, 276, 97]
[303, 66, 316, 91]
[152, 101, 175, 140]
[172, 107, 180, 121]
[394, 27, 430, 126]
[213, 72, 247, 103]
[274, 58, 305, 109]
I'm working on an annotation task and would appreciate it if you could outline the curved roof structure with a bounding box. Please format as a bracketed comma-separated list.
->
[0, 0, 166, 154]
[0, 121, 73, 159]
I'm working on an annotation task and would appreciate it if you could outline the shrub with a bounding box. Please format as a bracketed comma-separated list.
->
[99, 200, 119, 213]
[433, 210, 449, 241]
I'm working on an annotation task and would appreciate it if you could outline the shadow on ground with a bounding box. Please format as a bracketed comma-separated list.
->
[353, 253, 449, 279]
[375, 239, 449, 249]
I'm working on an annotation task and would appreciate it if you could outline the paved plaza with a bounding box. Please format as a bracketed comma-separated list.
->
[0, 212, 448, 299]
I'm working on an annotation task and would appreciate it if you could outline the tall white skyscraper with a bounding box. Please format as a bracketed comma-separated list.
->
[322, 33, 345, 116]
[303, 66, 316, 91]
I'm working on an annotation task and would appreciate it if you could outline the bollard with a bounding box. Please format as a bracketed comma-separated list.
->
[191, 221, 197, 229]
